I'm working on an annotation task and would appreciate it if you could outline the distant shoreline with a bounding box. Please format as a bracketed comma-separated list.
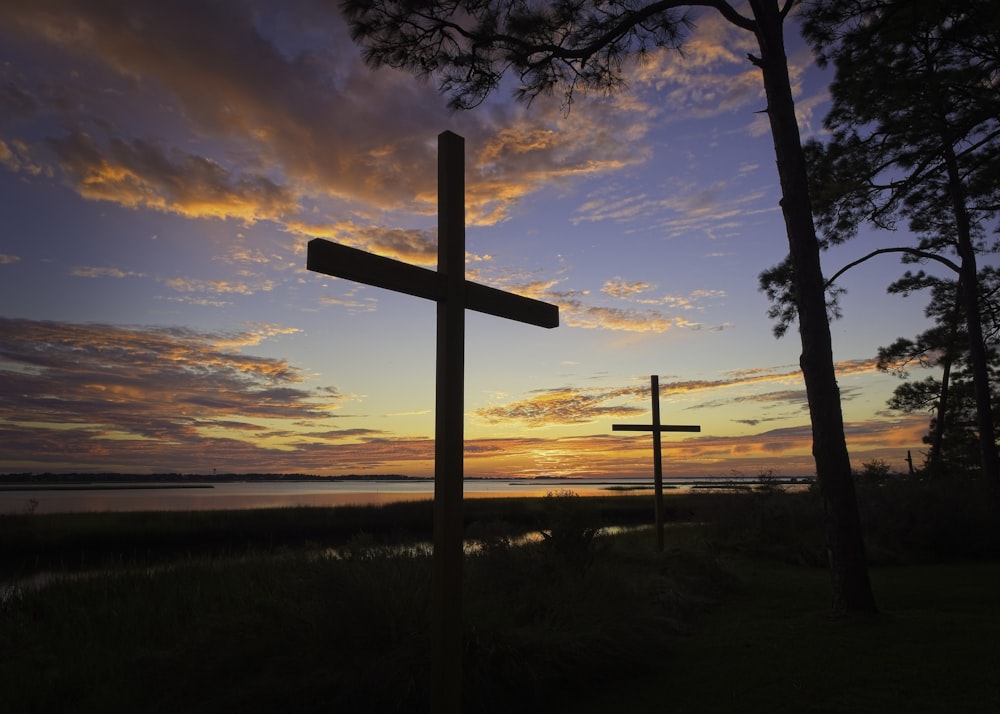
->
[0, 472, 815, 485]
[0, 484, 216, 492]
[0, 472, 433, 484]
[0, 474, 814, 495]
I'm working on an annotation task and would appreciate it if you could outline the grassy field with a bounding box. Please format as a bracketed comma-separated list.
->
[1, 482, 998, 713]
[567, 556, 1000, 713]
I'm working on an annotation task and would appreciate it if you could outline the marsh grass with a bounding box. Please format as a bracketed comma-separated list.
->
[2, 481, 998, 713]
[0, 526, 736, 713]
[0, 496, 658, 579]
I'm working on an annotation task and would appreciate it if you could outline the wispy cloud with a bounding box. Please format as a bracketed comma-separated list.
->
[71, 266, 145, 279]
[472, 359, 880, 428]
[475, 386, 646, 427]
[163, 277, 276, 297]
[0, 317, 344, 469]
[628, 10, 762, 120]
[572, 176, 772, 241]
[319, 294, 378, 315]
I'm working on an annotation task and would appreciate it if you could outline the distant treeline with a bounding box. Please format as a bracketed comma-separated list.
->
[0, 472, 586, 484]
[0, 472, 427, 484]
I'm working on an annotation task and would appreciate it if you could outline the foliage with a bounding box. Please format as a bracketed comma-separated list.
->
[536, 489, 605, 572]
[779, 0, 1000, 481]
[342, 0, 697, 110]
[801, 0, 1000, 246]
[764, 0, 1000, 333]
[876, 270, 1000, 473]
[855, 458, 893, 482]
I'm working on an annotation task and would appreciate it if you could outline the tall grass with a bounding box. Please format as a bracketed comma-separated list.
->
[0, 496, 656, 579]
[0, 527, 735, 713]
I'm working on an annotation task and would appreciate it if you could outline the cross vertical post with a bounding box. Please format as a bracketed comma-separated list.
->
[650, 375, 664, 551]
[612, 375, 700, 552]
[433, 130, 465, 714]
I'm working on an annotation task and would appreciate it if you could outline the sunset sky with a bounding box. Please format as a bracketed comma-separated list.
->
[0, 0, 962, 480]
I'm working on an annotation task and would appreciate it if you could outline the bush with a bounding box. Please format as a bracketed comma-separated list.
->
[856, 458, 894, 483]
[536, 490, 604, 572]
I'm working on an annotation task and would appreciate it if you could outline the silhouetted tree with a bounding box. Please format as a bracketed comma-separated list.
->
[878, 269, 1000, 474]
[342, 0, 877, 614]
[796, 0, 1000, 484]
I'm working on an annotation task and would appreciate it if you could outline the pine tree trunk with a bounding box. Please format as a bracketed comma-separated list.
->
[929, 288, 963, 472]
[941, 141, 1000, 485]
[749, 0, 877, 615]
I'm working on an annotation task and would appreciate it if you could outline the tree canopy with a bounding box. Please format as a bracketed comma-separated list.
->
[799, 0, 1000, 482]
[343, 0, 762, 109]
[803, 0, 1000, 248]
[877, 269, 1000, 472]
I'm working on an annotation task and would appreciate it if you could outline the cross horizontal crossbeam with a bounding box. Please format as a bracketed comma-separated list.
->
[612, 424, 701, 432]
[307, 238, 558, 329]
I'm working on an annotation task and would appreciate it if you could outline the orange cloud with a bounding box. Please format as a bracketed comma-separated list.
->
[1, 1, 656, 237]
[286, 220, 438, 267]
[474, 387, 645, 427]
[48, 132, 298, 222]
[472, 360, 882, 430]
[601, 278, 654, 299]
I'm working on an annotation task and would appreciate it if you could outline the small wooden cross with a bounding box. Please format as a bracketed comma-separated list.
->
[613, 375, 700, 552]
[307, 131, 558, 713]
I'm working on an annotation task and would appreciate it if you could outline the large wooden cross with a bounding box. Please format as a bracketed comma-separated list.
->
[307, 131, 558, 713]
[613, 375, 700, 552]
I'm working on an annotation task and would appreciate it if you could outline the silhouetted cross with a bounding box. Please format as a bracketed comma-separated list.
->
[613, 375, 700, 552]
[307, 130, 558, 714]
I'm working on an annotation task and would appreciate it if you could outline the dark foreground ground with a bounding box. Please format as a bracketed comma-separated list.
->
[1, 482, 998, 713]
[570, 556, 999, 713]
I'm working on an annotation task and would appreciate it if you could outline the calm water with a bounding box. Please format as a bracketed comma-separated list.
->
[0, 477, 810, 515]
[0, 478, 660, 514]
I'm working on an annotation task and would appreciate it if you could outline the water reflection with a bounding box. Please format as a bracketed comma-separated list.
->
[0, 479, 656, 515]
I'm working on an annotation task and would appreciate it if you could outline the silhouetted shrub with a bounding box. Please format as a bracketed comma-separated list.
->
[536, 489, 604, 572]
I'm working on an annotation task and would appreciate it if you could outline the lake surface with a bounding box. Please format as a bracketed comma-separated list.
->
[0, 476, 812, 514]
[0, 478, 645, 514]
